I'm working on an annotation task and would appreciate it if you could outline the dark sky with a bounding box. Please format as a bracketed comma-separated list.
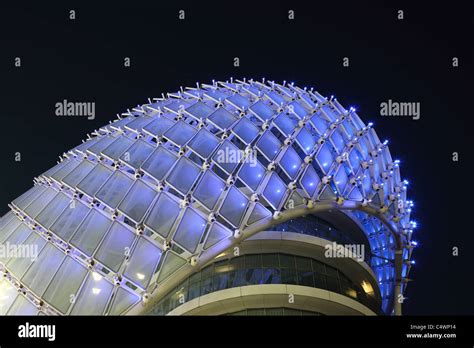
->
[0, 1, 472, 315]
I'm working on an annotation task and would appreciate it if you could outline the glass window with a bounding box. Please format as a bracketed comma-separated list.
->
[108, 287, 140, 315]
[316, 144, 333, 174]
[262, 172, 287, 209]
[62, 160, 95, 189]
[256, 130, 281, 160]
[279, 254, 295, 268]
[87, 135, 117, 157]
[70, 210, 113, 256]
[141, 146, 178, 182]
[203, 223, 231, 249]
[218, 187, 248, 227]
[124, 237, 162, 288]
[94, 222, 136, 272]
[227, 94, 251, 110]
[187, 128, 220, 159]
[0, 279, 18, 314]
[237, 160, 265, 191]
[300, 165, 320, 198]
[120, 139, 155, 170]
[7, 295, 37, 315]
[193, 170, 225, 210]
[163, 120, 197, 146]
[42, 256, 88, 314]
[279, 147, 302, 179]
[273, 112, 297, 136]
[281, 268, 297, 285]
[49, 199, 90, 241]
[23, 187, 58, 219]
[118, 179, 157, 224]
[334, 165, 348, 194]
[142, 116, 174, 138]
[212, 140, 242, 174]
[249, 100, 274, 121]
[232, 117, 259, 144]
[207, 107, 238, 130]
[101, 135, 134, 161]
[70, 272, 114, 315]
[95, 170, 134, 209]
[76, 164, 114, 197]
[21, 244, 66, 297]
[144, 193, 180, 238]
[296, 127, 317, 154]
[0, 224, 33, 264]
[172, 208, 207, 253]
[165, 157, 201, 195]
[185, 101, 214, 120]
[35, 192, 71, 229]
[310, 113, 329, 135]
[6, 231, 47, 279]
[50, 159, 82, 183]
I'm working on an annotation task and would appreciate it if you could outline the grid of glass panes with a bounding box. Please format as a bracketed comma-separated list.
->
[0, 79, 412, 315]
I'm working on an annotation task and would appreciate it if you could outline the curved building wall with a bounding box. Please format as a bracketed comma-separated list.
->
[0, 79, 414, 316]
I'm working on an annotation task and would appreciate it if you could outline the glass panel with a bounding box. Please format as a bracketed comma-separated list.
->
[49, 199, 90, 241]
[310, 113, 329, 135]
[144, 193, 180, 238]
[227, 94, 251, 110]
[76, 164, 114, 197]
[6, 231, 46, 279]
[172, 208, 207, 253]
[118, 179, 157, 223]
[101, 135, 134, 161]
[238, 161, 265, 190]
[21, 243, 65, 296]
[95, 171, 134, 209]
[279, 147, 302, 179]
[50, 159, 82, 183]
[273, 112, 297, 136]
[249, 100, 274, 121]
[125, 116, 154, 132]
[296, 127, 317, 154]
[185, 101, 214, 120]
[289, 100, 307, 119]
[203, 223, 232, 249]
[87, 135, 117, 157]
[165, 157, 201, 194]
[12, 185, 47, 211]
[212, 140, 241, 174]
[23, 187, 57, 219]
[256, 130, 281, 160]
[316, 144, 333, 174]
[119, 139, 155, 169]
[0, 224, 32, 264]
[330, 130, 345, 153]
[42, 256, 88, 314]
[157, 251, 187, 282]
[334, 165, 348, 194]
[0, 279, 19, 314]
[262, 172, 287, 209]
[108, 287, 140, 315]
[219, 187, 248, 227]
[124, 237, 162, 288]
[94, 222, 135, 272]
[192, 170, 225, 210]
[6, 295, 37, 315]
[141, 146, 178, 182]
[35, 192, 71, 229]
[0, 215, 23, 244]
[142, 116, 174, 137]
[62, 160, 95, 189]
[300, 166, 320, 198]
[70, 210, 113, 256]
[232, 117, 259, 144]
[163, 120, 197, 146]
[207, 107, 238, 130]
[187, 128, 220, 158]
[70, 272, 114, 315]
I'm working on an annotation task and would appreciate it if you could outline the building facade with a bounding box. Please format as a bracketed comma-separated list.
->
[0, 79, 415, 316]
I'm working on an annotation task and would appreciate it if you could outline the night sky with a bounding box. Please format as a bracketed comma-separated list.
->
[0, 1, 471, 315]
